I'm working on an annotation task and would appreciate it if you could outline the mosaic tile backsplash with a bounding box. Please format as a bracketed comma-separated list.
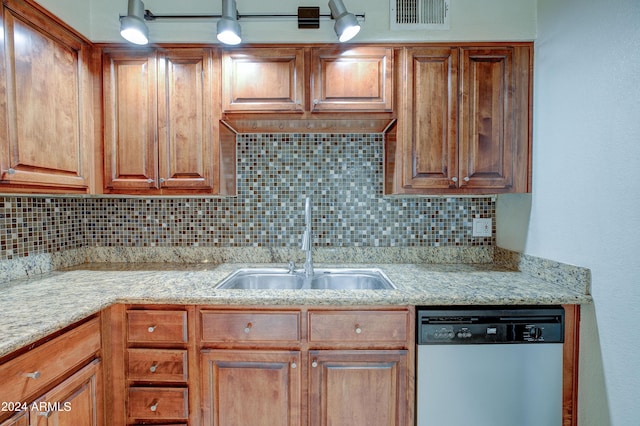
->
[0, 134, 495, 261]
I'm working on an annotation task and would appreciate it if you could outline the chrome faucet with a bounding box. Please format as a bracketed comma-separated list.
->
[301, 197, 314, 277]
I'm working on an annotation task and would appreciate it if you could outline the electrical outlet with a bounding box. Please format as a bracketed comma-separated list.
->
[472, 218, 492, 237]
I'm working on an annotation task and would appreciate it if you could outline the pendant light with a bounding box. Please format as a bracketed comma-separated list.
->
[217, 0, 242, 45]
[120, 0, 149, 45]
[328, 0, 360, 42]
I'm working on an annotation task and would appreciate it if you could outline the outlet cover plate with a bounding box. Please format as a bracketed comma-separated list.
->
[472, 218, 492, 237]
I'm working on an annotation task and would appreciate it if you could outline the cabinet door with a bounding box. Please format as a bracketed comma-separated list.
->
[222, 48, 304, 112]
[103, 49, 158, 192]
[0, 411, 28, 426]
[157, 48, 216, 192]
[201, 350, 301, 426]
[309, 350, 408, 426]
[400, 47, 458, 190]
[0, 1, 93, 192]
[459, 46, 530, 191]
[310, 46, 393, 112]
[30, 359, 102, 426]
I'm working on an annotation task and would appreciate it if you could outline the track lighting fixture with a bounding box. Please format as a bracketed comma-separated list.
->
[120, 0, 149, 45]
[328, 0, 361, 42]
[119, 0, 364, 45]
[216, 0, 242, 45]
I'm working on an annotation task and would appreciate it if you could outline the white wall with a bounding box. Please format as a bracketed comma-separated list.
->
[40, 0, 536, 44]
[498, 0, 640, 424]
[33, 0, 91, 36]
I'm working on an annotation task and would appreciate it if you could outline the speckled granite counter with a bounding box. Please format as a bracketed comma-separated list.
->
[0, 260, 591, 358]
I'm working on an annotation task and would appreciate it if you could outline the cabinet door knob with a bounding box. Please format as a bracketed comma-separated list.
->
[451, 177, 458, 183]
[149, 364, 158, 373]
[148, 325, 157, 333]
[7, 168, 16, 175]
[311, 360, 318, 368]
[291, 362, 297, 369]
[24, 371, 41, 379]
[463, 176, 470, 182]
[38, 410, 51, 418]
[355, 324, 362, 334]
[146, 178, 154, 184]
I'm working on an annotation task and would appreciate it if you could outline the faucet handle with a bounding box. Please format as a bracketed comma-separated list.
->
[288, 261, 296, 273]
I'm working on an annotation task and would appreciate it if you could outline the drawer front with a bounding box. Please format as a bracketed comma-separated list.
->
[308, 310, 408, 344]
[127, 310, 188, 344]
[127, 349, 188, 383]
[201, 311, 300, 343]
[128, 387, 188, 420]
[0, 317, 101, 404]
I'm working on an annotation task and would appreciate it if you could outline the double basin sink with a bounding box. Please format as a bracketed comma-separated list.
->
[215, 267, 396, 290]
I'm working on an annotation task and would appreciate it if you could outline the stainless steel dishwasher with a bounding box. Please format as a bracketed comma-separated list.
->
[416, 306, 564, 426]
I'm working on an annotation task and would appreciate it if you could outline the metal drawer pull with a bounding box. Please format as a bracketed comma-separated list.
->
[291, 362, 297, 369]
[355, 324, 362, 334]
[312, 360, 318, 368]
[148, 325, 157, 333]
[149, 364, 158, 373]
[24, 371, 41, 379]
[150, 401, 159, 412]
[244, 322, 253, 334]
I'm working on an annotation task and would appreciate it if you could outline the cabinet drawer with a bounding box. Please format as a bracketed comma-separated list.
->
[127, 349, 188, 383]
[308, 310, 408, 344]
[127, 310, 188, 344]
[128, 387, 188, 420]
[201, 311, 300, 343]
[0, 317, 101, 404]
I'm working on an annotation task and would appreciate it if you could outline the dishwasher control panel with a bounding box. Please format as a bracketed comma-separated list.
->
[417, 306, 564, 344]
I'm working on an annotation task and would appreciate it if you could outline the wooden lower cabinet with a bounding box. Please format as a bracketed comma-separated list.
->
[201, 350, 301, 426]
[30, 359, 102, 426]
[308, 350, 408, 426]
[0, 317, 102, 426]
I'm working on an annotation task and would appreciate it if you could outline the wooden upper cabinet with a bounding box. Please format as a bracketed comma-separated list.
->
[222, 47, 305, 113]
[400, 47, 458, 190]
[459, 46, 530, 192]
[103, 48, 158, 192]
[158, 49, 215, 191]
[392, 44, 532, 194]
[310, 46, 393, 112]
[103, 48, 218, 194]
[0, 0, 94, 193]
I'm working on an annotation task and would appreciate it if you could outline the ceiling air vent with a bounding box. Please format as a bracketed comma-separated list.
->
[390, 0, 450, 30]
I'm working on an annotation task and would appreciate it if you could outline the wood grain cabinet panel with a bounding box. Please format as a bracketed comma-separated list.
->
[127, 349, 188, 383]
[308, 310, 408, 346]
[201, 350, 301, 426]
[222, 48, 305, 112]
[128, 387, 188, 422]
[0, 0, 94, 192]
[308, 350, 408, 426]
[201, 310, 300, 344]
[310, 46, 393, 112]
[127, 310, 188, 344]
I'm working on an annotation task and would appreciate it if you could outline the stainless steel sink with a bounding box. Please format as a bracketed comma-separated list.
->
[215, 268, 305, 289]
[215, 268, 396, 290]
[310, 269, 396, 290]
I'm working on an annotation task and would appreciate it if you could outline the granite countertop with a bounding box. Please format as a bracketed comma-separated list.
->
[0, 262, 592, 358]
